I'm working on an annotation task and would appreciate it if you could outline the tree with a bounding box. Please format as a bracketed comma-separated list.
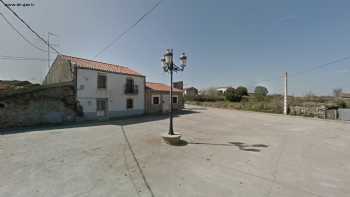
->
[225, 87, 241, 102]
[236, 86, 248, 97]
[333, 88, 342, 97]
[336, 100, 347, 108]
[255, 86, 268, 97]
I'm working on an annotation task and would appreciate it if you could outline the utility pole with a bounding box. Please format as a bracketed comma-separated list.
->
[46, 32, 59, 72]
[283, 72, 288, 115]
[47, 32, 50, 69]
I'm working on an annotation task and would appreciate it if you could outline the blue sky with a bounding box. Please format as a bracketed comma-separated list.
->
[1, 0, 350, 95]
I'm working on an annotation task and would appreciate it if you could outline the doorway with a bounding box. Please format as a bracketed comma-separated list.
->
[96, 98, 108, 118]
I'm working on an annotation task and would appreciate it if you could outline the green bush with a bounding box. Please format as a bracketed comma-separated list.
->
[336, 100, 347, 108]
[255, 86, 268, 96]
[192, 95, 224, 102]
[225, 88, 241, 102]
[236, 86, 248, 97]
[254, 86, 269, 101]
[184, 95, 194, 101]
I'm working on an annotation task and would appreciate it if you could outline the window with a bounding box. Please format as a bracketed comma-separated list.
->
[97, 100, 107, 111]
[172, 96, 178, 104]
[152, 96, 160, 105]
[126, 78, 134, 89]
[126, 98, 133, 109]
[97, 74, 107, 89]
[125, 78, 138, 94]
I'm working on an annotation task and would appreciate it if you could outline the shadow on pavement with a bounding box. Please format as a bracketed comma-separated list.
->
[165, 139, 189, 146]
[1, 109, 199, 135]
[188, 141, 269, 152]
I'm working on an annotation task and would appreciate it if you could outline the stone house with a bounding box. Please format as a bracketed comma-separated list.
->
[145, 82, 184, 114]
[173, 81, 184, 90]
[216, 86, 233, 95]
[184, 87, 198, 97]
[44, 55, 145, 120]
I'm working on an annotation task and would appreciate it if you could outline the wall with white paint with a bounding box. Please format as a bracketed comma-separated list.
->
[76, 68, 145, 119]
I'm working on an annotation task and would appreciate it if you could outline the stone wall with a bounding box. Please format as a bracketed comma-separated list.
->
[289, 104, 339, 120]
[43, 56, 74, 85]
[0, 83, 79, 129]
[289, 105, 322, 117]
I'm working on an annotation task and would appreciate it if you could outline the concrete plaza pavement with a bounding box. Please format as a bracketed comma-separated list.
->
[1, 105, 350, 197]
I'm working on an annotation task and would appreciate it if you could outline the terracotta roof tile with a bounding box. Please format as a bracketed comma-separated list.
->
[60, 55, 144, 77]
[146, 82, 183, 93]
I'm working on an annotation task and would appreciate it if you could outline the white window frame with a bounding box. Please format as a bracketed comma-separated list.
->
[152, 95, 160, 105]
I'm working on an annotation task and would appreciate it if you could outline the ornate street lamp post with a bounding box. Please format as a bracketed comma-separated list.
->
[161, 49, 187, 136]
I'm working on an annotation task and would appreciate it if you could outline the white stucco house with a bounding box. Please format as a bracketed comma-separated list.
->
[216, 86, 233, 95]
[43, 55, 145, 120]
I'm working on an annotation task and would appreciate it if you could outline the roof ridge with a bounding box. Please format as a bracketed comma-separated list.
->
[146, 82, 163, 84]
[146, 82, 183, 92]
[61, 54, 127, 68]
[59, 54, 143, 77]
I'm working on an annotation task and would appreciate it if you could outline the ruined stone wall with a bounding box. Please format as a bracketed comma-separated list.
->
[0, 83, 78, 129]
[289, 105, 323, 117]
[289, 104, 338, 120]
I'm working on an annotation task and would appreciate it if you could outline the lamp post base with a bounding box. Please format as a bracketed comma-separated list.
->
[161, 132, 182, 145]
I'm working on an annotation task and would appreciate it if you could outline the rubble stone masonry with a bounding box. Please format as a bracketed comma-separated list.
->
[0, 83, 78, 129]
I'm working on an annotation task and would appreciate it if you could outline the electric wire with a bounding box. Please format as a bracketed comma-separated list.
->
[0, 0, 61, 54]
[289, 55, 350, 77]
[256, 55, 350, 84]
[0, 55, 47, 61]
[0, 12, 47, 52]
[94, 0, 163, 58]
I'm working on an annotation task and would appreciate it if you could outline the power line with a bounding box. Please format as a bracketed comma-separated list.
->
[0, 55, 47, 61]
[256, 55, 350, 84]
[0, 55, 47, 59]
[0, 12, 47, 52]
[94, 0, 163, 58]
[0, 58, 47, 62]
[289, 55, 350, 77]
[0, 0, 61, 54]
